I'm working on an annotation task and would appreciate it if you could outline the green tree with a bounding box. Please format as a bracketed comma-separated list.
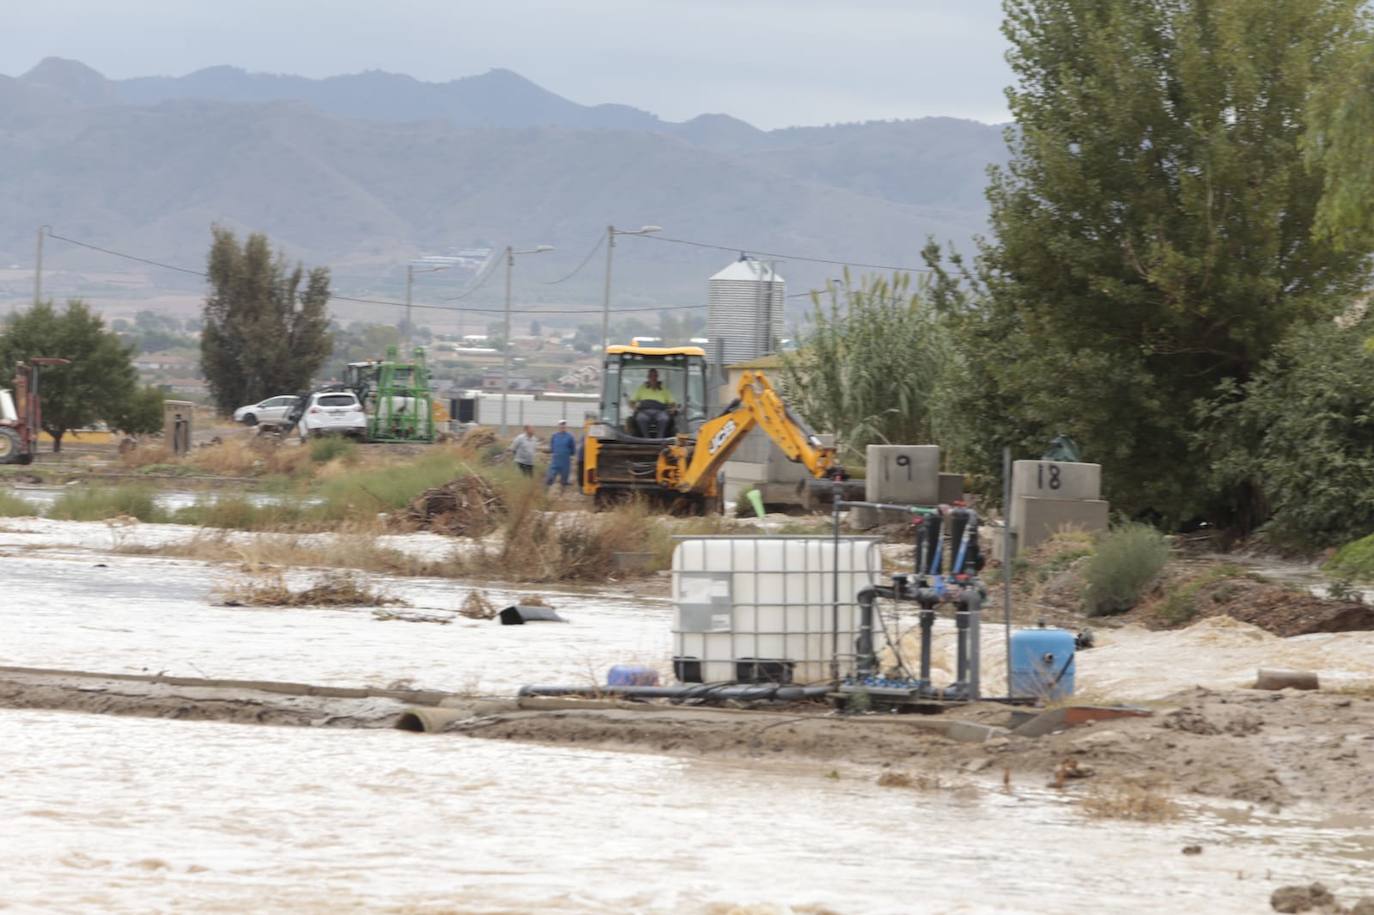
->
[1199, 312, 1374, 546]
[948, 0, 1370, 523]
[111, 385, 167, 437]
[0, 300, 139, 451]
[200, 227, 332, 413]
[781, 273, 961, 463]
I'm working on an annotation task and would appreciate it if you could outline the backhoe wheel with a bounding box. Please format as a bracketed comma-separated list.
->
[0, 427, 22, 464]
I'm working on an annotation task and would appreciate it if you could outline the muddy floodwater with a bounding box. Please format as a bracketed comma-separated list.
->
[3, 709, 1372, 914]
[4, 517, 1374, 912]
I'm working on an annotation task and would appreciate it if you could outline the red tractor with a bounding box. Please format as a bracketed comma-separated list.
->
[0, 358, 70, 464]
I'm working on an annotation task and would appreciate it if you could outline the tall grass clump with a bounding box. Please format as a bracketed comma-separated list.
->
[171, 496, 320, 531]
[1081, 523, 1170, 616]
[462, 486, 672, 582]
[48, 485, 162, 522]
[0, 489, 39, 517]
[317, 448, 515, 522]
[309, 436, 357, 464]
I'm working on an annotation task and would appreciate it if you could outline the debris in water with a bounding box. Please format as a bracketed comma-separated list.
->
[405, 474, 505, 536]
[458, 590, 498, 620]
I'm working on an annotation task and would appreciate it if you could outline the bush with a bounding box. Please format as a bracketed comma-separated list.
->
[0, 489, 39, 517]
[1081, 524, 1169, 616]
[1325, 532, 1374, 581]
[309, 436, 357, 464]
[48, 485, 162, 522]
[1199, 316, 1374, 546]
[171, 496, 318, 531]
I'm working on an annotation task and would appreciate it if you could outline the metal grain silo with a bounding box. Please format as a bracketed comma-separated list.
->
[707, 257, 785, 365]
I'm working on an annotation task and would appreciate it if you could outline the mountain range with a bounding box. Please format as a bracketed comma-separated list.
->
[0, 57, 1009, 311]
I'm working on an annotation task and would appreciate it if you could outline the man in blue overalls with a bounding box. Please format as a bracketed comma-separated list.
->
[545, 419, 578, 493]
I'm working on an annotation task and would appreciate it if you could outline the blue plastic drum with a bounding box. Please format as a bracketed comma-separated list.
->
[1009, 628, 1076, 700]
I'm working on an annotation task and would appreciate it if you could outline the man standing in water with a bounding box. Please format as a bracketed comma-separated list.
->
[545, 419, 577, 493]
[510, 424, 538, 477]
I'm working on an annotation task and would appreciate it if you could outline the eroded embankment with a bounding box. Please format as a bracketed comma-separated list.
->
[6, 666, 1370, 812]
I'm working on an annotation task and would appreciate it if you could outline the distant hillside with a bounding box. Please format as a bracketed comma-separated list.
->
[0, 58, 1008, 306]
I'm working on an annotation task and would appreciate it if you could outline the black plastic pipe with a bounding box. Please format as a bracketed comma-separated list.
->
[517, 684, 833, 702]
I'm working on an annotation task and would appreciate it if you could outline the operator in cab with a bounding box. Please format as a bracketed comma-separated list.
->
[630, 367, 676, 438]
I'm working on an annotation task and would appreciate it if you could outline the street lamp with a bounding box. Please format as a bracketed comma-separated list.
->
[501, 244, 555, 433]
[404, 261, 451, 345]
[601, 224, 661, 349]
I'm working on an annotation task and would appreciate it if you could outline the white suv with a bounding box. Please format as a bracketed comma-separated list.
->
[234, 395, 298, 428]
[298, 391, 368, 440]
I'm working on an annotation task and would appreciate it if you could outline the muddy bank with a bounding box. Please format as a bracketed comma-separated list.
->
[0, 667, 438, 728]
[437, 688, 1374, 810]
[9, 666, 1368, 812]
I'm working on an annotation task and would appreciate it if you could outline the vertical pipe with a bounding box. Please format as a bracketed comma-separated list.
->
[919, 609, 934, 686]
[955, 604, 969, 693]
[830, 489, 841, 682]
[966, 589, 982, 700]
[1003, 445, 1013, 700]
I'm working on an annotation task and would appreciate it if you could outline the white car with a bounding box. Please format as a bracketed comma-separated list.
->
[298, 391, 368, 440]
[233, 395, 298, 427]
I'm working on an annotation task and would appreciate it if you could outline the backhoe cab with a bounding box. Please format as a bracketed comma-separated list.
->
[582, 344, 844, 513]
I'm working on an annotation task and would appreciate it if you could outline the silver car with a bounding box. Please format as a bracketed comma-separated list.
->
[233, 395, 298, 427]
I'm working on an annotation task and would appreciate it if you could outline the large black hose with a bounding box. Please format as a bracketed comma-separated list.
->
[517, 684, 832, 702]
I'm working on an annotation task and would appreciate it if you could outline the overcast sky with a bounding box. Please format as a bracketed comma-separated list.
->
[0, 0, 1013, 128]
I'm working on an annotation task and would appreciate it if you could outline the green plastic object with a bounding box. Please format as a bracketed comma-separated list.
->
[745, 488, 766, 519]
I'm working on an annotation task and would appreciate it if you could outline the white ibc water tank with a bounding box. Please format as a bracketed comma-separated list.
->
[708, 258, 785, 364]
[671, 536, 878, 684]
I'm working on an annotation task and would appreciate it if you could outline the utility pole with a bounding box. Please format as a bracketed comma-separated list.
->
[33, 226, 46, 306]
[500, 244, 554, 434]
[600, 224, 662, 349]
[403, 263, 414, 344]
[501, 247, 513, 435]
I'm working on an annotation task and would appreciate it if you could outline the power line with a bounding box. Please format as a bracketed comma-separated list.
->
[631, 232, 934, 274]
[46, 229, 206, 277]
[37, 228, 827, 316]
[537, 234, 604, 285]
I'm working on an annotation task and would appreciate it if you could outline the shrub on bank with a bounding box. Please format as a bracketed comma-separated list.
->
[309, 436, 357, 464]
[1325, 532, 1374, 582]
[1081, 523, 1169, 616]
[47, 485, 162, 523]
[0, 489, 38, 517]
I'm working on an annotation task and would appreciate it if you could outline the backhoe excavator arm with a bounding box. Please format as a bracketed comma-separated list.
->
[657, 370, 843, 495]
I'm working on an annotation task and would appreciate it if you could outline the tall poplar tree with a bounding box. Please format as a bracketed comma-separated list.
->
[954, 0, 1370, 522]
[200, 227, 332, 413]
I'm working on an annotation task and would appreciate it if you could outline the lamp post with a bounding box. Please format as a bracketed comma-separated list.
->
[501, 244, 554, 433]
[404, 262, 451, 345]
[601, 224, 661, 349]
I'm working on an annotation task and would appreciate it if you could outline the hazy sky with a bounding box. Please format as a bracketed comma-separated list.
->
[0, 0, 1014, 128]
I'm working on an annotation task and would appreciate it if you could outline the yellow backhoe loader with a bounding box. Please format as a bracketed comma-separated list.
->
[580, 344, 845, 513]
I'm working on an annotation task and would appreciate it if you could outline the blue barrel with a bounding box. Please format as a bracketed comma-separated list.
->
[607, 665, 660, 687]
[1009, 628, 1076, 699]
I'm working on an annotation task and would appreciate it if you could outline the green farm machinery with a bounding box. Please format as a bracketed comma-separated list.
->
[345, 346, 436, 443]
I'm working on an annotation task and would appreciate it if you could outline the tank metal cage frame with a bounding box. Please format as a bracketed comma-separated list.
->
[670, 534, 882, 686]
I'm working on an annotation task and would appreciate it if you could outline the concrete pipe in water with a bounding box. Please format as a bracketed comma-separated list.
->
[395, 707, 470, 733]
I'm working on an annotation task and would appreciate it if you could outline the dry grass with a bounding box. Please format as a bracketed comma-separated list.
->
[458, 590, 498, 620]
[114, 527, 462, 579]
[457, 487, 675, 582]
[215, 569, 399, 607]
[876, 771, 944, 790]
[1079, 782, 1180, 822]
